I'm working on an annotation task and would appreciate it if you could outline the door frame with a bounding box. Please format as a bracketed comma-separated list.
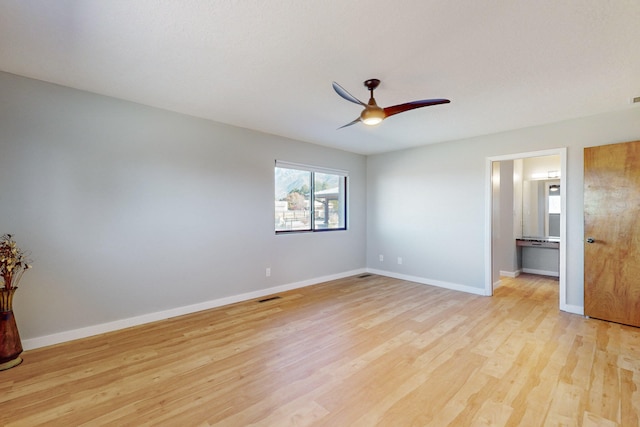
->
[484, 148, 567, 310]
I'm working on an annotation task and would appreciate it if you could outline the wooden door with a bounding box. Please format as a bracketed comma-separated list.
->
[584, 140, 640, 327]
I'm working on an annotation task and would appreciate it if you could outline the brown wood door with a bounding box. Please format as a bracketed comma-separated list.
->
[584, 140, 640, 327]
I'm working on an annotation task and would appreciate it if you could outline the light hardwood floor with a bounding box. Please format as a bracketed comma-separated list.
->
[1, 274, 639, 426]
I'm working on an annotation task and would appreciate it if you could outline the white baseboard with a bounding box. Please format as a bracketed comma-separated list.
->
[499, 270, 521, 278]
[366, 268, 487, 296]
[22, 268, 366, 351]
[522, 268, 559, 277]
[23, 267, 582, 351]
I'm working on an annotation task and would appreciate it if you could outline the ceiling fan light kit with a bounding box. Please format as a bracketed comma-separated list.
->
[361, 107, 385, 126]
[332, 78, 450, 129]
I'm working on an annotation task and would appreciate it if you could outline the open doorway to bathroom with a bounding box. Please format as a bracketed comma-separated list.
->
[485, 148, 567, 311]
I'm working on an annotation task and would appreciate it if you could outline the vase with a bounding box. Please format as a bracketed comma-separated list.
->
[0, 288, 23, 370]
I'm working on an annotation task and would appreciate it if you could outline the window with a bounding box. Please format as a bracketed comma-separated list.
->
[275, 161, 347, 233]
[548, 184, 561, 214]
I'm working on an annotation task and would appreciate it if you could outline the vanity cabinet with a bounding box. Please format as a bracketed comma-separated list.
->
[516, 238, 559, 277]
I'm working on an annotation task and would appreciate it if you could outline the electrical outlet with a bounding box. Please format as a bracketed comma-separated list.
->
[266, 267, 271, 277]
[379, 254, 384, 262]
[397, 257, 403, 265]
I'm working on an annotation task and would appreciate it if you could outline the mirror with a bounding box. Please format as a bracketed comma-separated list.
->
[522, 179, 560, 237]
[518, 155, 561, 238]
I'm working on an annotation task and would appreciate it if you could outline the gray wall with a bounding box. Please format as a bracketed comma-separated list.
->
[0, 72, 367, 341]
[493, 160, 518, 280]
[367, 106, 640, 308]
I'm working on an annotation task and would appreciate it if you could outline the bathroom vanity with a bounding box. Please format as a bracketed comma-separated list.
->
[516, 237, 560, 277]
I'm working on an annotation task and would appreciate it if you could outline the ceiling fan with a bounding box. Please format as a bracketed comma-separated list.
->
[332, 78, 450, 129]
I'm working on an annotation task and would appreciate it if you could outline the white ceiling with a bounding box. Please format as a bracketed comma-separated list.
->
[1, 1, 639, 155]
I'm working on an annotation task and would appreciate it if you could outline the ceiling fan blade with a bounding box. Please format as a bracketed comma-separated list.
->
[337, 117, 361, 129]
[383, 99, 450, 118]
[332, 82, 367, 106]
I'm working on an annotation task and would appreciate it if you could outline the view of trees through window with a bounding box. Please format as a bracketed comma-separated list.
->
[275, 165, 346, 232]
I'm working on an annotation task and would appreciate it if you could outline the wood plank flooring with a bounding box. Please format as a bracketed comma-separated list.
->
[1, 274, 639, 426]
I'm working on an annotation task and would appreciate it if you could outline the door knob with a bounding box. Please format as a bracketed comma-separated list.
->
[586, 237, 595, 243]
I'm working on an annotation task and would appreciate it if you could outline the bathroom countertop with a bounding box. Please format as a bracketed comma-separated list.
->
[516, 237, 560, 248]
[516, 236, 560, 243]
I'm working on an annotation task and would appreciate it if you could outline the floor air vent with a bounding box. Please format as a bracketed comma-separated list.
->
[358, 274, 373, 278]
[258, 296, 281, 303]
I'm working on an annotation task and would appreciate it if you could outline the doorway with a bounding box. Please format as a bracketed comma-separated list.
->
[485, 148, 567, 311]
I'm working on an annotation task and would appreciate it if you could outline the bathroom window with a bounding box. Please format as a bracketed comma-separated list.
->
[547, 183, 561, 237]
[548, 185, 561, 214]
